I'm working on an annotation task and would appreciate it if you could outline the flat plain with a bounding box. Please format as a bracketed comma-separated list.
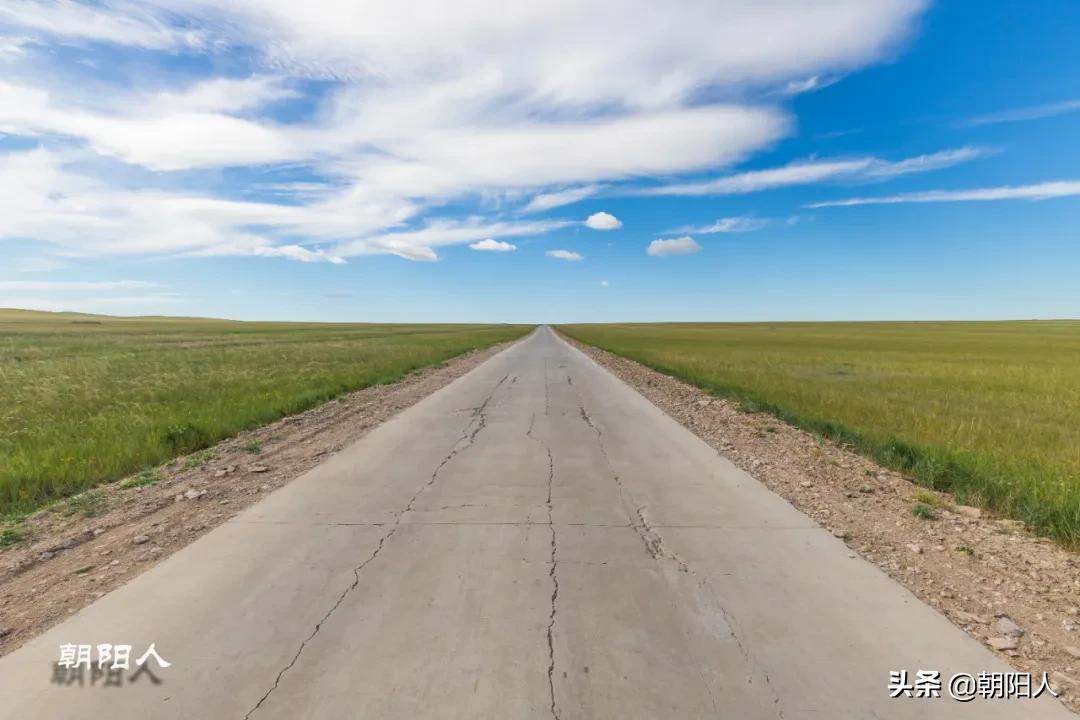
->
[558, 321, 1080, 547]
[0, 309, 530, 519]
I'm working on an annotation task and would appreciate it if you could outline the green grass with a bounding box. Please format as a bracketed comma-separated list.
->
[558, 321, 1080, 547]
[0, 526, 27, 547]
[912, 502, 940, 521]
[121, 468, 162, 489]
[0, 309, 531, 516]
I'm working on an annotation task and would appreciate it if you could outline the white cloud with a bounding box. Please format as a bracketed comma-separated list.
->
[0, 2, 200, 49]
[546, 249, 583, 261]
[0, 35, 32, 58]
[962, 99, 1080, 127]
[863, 147, 993, 177]
[0, 280, 157, 291]
[585, 211, 622, 230]
[783, 75, 839, 95]
[643, 147, 988, 196]
[0, 0, 930, 266]
[808, 180, 1080, 208]
[0, 294, 184, 312]
[674, 217, 770, 234]
[470, 238, 517, 252]
[647, 236, 701, 257]
[249, 245, 346, 264]
[599, 279, 609, 287]
[646, 158, 873, 196]
[129, 1, 925, 98]
[334, 218, 567, 261]
[0, 148, 374, 262]
[151, 76, 298, 115]
[524, 185, 602, 212]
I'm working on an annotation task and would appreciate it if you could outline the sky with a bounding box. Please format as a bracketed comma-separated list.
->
[1, 0, 1079, 323]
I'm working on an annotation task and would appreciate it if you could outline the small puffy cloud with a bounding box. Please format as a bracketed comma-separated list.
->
[647, 236, 701, 257]
[546, 249, 583, 261]
[469, 238, 517, 252]
[585, 211, 622, 230]
[599, 280, 609, 287]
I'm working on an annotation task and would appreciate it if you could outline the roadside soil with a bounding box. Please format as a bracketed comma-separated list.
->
[0, 341, 513, 658]
[565, 335, 1080, 712]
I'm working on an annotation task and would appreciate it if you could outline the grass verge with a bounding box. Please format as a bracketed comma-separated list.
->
[0, 309, 531, 517]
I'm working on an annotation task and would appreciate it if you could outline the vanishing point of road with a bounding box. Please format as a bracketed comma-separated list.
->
[0, 328, 1070, 718]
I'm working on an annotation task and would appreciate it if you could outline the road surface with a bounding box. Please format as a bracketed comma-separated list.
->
[0, 327, 1071, 718]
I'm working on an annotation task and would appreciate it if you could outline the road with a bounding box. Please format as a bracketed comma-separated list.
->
[0, 327, 1071, 718]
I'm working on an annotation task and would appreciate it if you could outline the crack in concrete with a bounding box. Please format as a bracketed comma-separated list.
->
[712, 599, 786, 719]
[527, 404, 562, 719]
[544, 445, 561, 720]
[634, 505, 689, 573]
[543, 359, 551, 417]
[243, 372, 508, 718]
[579, 404, 687, 570]
[575, 397, 783, 716]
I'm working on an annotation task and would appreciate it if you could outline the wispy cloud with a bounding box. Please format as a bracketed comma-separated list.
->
[642, 159, 869, 196]
[863, 147, 993, 178]
[0, 35, 32, 58]
[646, 236, 701, 257]
[783, 75, 839, 95]
[546, 249, 583, 261]
[1, 294, 184, 312]
[0, 280, 157, 291]
[523, 185, 602, 213]
[671, 216, 770, 234]
[642, 147, 990, 197]
[807, 180, 1080, 208]
[961, 99, 1080, 127]
[331, 218, 569, 261]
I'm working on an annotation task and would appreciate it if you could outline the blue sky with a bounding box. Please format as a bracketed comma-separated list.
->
[1, 0, 1078, 322]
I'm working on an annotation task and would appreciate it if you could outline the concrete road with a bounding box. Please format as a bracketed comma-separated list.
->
[0, 327, 1071, 718]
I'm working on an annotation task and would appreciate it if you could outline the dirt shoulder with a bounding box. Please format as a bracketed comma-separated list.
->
[565, 334, 1080, 711]
[0, 341, 513, 658]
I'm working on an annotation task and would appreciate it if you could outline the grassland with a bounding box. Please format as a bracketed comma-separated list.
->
[558, 321, 1080, 547]
[0, 309, 531, 517]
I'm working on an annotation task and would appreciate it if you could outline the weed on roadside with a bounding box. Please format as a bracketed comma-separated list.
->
[122, 468, 161, 489]
[0, 526, 27, 546]
[65, 490, 105, 518]
[913, 488, 947, 509]
[912, 502, 939, 521]
[183, 449, 216, 470]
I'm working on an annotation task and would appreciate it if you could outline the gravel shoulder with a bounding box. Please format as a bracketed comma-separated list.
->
[565, 334, 1080, 711]
[0, 341, 514, 658]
